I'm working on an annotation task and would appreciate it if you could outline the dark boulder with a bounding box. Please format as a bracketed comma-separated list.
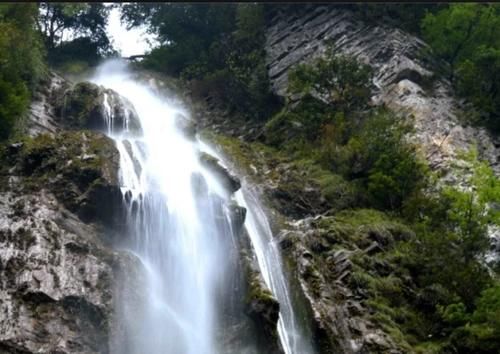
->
[199, 152, 241, 193]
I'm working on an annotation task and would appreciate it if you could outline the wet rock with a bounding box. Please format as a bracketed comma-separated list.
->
[199, 152, 241, 193]
[5, 131, 124, 228]
[53, 81, 142, 135]
[242, 251, 283, 354]
[0, 189, 143, 354]
[175, 113, 197, 140]
[226, 202, 247, 234]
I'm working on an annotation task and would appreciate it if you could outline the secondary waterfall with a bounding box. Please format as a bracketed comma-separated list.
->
[89, 60, 313, 354]
[201, 142, 315, 354]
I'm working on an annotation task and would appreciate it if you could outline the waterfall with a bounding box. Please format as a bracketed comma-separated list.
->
[200, 143, 316, 354]
[89, 60, 313, 354]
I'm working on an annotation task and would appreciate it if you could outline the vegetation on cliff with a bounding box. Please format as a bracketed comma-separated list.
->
[0, 3, 116, 141]
[0, 4, 46, 140]
[421, 3, 500, 133]
[282, 52, 500, 353]
[208, 46, 500, 352]
[0, 3, 498, 353]
[121, 3, 280, 120]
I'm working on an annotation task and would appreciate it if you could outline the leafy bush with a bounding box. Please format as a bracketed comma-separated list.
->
[267, 50, 428, 211]
[0, 4, 46, 140]
[123, 3, 279, 120]
[422, 4, 500, 132]
[288, 51, 373, 113]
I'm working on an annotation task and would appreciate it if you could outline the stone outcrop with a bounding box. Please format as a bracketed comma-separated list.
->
[0, 72, 147, 354]
[4, 131, 124, 228]
[26, 72, 67, 137]
[264, 5, 500, 178]
[52, 81, 142, 135]
[27, 73, 142, 138]
[199, 152, 241, 193]
[278, 216, 413, 354]
[0, 140, 142, 354]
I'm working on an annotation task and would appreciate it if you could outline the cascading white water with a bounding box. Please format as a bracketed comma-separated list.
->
[90, 60, 239, 354]
[235, 188, 314, 354]
[89, 59, 314, 354]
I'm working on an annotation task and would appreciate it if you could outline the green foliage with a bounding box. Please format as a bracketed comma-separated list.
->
[445, 283, 500, 353]
[122, 3, 278, 120]
[440, 302, 469, 327]
[360, 110, 428, 210]
[407, 152, 499, 309]
[264, 95, 333, 146]
[0, 4, 46, 140]
[288, 51, 373, 113]
[352, 4, 446, 34]
[421, 4, 499, 69]
[0, 78, 29, 141]
[422, 4, 500, 131]
[266, 87, 426, 211]
[37, 3, 115, 67]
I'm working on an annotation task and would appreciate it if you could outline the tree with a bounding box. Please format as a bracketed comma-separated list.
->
[421, 4, 500, 131]
[121, 3, 235, 47]
[355, 109, 427, 210]
[288, 50, 373, 113]
[36, 3, 113, 64]
[0, 4, 46, 140]
[120, 4, 236, 76]
[410, 149, 500, 308]
[421, 4, 500, 77]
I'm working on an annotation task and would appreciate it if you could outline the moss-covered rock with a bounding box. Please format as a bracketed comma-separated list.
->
[2, 131, 124, 227]
[198, 151, 241, 193]
[53, 81, 142, 135]
[240, 248, 283, 354]
[202, 131, 361, 218]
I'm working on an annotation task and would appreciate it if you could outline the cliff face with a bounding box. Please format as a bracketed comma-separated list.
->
[3, 71, 282, 354]
[0, 74, 143, 354]
[265, 5, 499, 179]
[199, 6, 500, 354]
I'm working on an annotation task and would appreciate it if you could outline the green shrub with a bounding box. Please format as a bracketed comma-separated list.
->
[288, 50, 373, 113]
[421, 4, 500, 132]
[0, 4, 46, 140]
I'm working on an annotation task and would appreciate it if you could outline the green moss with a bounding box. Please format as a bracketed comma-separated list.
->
[57, 82, 102, 129]
[414, 341, 448, 354]
[202, 130, 287, 183]
[246, 275, 276, 305]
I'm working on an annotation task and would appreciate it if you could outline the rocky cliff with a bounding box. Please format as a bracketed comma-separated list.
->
[0, 74, 144, 354]
[265, 5, 499, 180]
[197, 5, 500, 354]
[2, 70, 284, 354]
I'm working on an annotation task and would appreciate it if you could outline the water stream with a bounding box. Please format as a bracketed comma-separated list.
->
[89, 60, 314, 354]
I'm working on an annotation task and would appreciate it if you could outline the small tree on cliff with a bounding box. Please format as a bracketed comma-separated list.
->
[288, 49, 373, 113]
